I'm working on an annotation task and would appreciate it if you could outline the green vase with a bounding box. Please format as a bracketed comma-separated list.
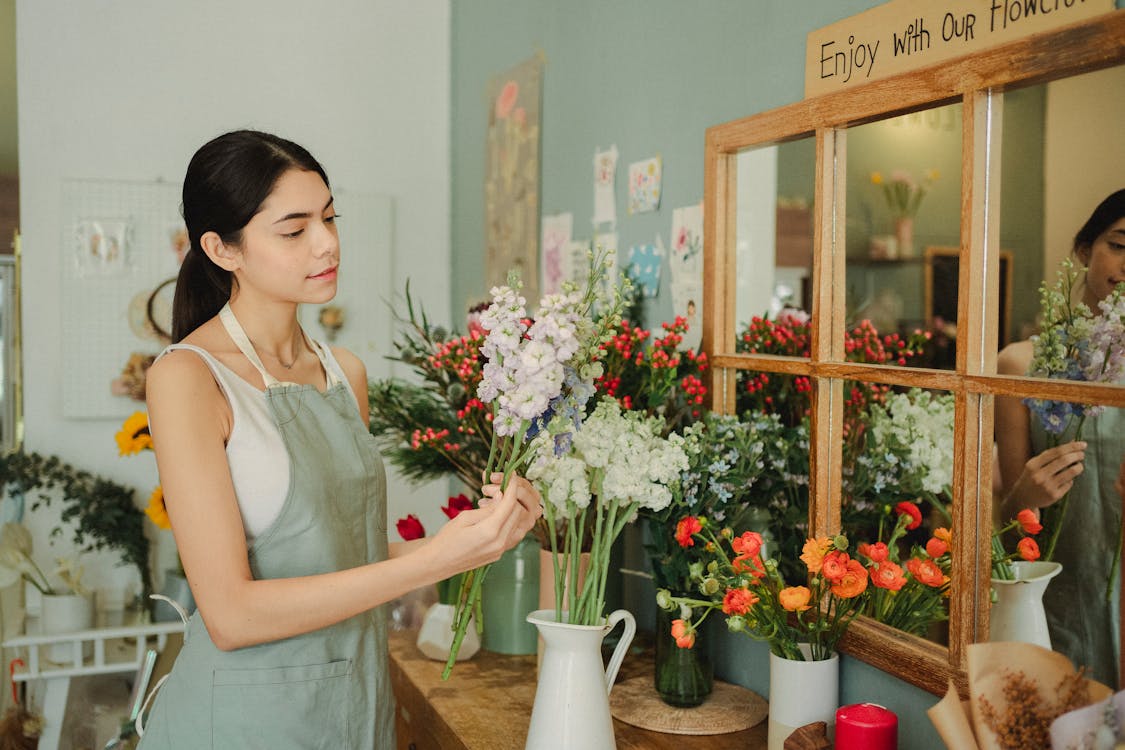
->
[654, 604, 713, 707]
[480, 534, 540, 654]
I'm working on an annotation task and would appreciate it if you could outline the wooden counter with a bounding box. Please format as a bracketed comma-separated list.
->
[388, 628, 768, 749]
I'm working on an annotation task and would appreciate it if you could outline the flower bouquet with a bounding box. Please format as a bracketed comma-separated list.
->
[870, 169, 938, 220]
[660, 518, 868, 661]
[1023, 257, 1125, 562]
[991, 508, 1043, 581]
[441, 253, 629, 677]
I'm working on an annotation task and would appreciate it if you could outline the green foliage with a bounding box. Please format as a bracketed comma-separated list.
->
[0, 451, 152, 605]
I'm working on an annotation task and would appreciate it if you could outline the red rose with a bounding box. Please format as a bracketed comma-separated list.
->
[895, 501, 923, 530]
[675, 516, 703, 547]
[1017, 537, 1040, 561]
[1016, 509, 1043, 535]
[395, 514, 426, 541]
[442, 493, 475, 520]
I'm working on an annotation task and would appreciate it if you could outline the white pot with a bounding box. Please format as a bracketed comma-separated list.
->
[40, 592, 94, 663]
[768, 644, 839, 750]
[416, 603, 480, 662]
[990, 560, 1062, 649]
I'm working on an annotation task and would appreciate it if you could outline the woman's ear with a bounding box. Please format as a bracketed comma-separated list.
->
[200, 231, 241, 272]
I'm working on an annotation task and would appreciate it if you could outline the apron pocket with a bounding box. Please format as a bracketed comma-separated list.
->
[211, 659, 352, 749]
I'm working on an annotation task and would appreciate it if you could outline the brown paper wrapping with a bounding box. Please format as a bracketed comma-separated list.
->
[926, 642, 1112, 750]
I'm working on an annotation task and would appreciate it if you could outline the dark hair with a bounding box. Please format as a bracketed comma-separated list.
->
[172, 130, 330, 342]
[1073, 188, 1125, 259]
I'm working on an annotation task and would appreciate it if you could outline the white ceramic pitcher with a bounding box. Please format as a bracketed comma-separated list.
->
[524, 608, 636, 750]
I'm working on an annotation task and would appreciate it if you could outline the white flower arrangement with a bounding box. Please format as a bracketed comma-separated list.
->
[527, 397, 688, 625]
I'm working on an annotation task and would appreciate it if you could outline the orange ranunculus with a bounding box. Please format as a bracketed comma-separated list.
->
[731, 531, 763, 558]
[722, 587, 759, 616]
[1017, 537, 1041, 561]
[906, 557, 945, 587]
[675, 516, 703, 547]
[857, 541, 888, 563]
[801, 537, 831, 574]
[830, 559, 869, 598]
[895, 501, 923, 530]
[870, 561, 907, 591]
[779, 586, 812, 612]
[1016, 509, 1043, 535]
[732, 554, 766, 579]
[670, 619, 695, 649]
[820, 551, 851, 582]
[925, 537, 949, 558]
[934, 527, 952, 544]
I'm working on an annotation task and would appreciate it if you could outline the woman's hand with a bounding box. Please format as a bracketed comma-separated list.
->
[430, 473, 543, 575]
[1005, 440, 1086, 513]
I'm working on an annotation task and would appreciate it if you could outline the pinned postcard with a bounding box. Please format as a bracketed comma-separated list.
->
[541, 212, 574, 295]
[627, 238, 664, 298]
[671, 278, 703, 353]
[593, 145, 618, 226]
[669, 202, 704, 283]
[74, 218, 132, 277]
[627, 156, 662, 214]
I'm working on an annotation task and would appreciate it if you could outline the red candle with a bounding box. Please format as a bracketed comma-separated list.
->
[835, 702, 898, 750]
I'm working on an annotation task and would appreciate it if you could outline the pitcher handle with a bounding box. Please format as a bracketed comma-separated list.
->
[602, 609, 636, 695]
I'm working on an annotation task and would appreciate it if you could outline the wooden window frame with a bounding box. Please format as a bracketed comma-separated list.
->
[701, 12, 1125, 696]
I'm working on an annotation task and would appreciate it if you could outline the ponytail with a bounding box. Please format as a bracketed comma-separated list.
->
[170, 248, 233, 343]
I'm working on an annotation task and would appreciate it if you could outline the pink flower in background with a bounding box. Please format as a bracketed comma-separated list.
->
[494, 80, 519, 119]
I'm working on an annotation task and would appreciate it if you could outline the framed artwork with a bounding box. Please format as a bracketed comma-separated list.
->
[485, 54, 543, 301]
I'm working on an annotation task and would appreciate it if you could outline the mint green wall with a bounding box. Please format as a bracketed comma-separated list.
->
[451, 3, 953, 748]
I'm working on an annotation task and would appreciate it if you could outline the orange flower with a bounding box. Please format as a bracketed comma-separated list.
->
[144, 485, 170, 530]
[830, 559, 869, 598]
[907, 557, 945, 587]
[895, 501, 922, 530]
[820, 551, 851, 583]
[934, 527, 952, 544]
[800, 537, 831, 574]
[1017, 537, 1040, 561]
[857, 541, 888, 563]
[670, 619, 695, 649]
[722, 587, 758, 616]
[925, 537, 949, 558]
[732, 554, 766, 579]
[116, 411, 153, 456]
[1016, 509, 1043, 535]
[675, 516, 703, 547]
[779, 586, 812, 612]
[731, 531, 763, 558]
[870, 561, 907, 591]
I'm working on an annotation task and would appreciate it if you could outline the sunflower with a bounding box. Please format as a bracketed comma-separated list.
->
[144, 485, 170, 530]
[116, 411, 153, 456]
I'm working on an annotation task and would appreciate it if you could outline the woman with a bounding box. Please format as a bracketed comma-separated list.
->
[138, 130, 542, 748]
[996, 188, 1125, 687]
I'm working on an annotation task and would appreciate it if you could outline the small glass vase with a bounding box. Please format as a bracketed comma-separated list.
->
[654, 604, 713, 707]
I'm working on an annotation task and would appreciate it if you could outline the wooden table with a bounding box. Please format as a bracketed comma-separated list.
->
[388, 628, 767, 749]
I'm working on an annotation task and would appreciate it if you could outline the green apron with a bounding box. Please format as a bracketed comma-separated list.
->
[1033, 402, 1123, 687]
[139, 304, 394, 749]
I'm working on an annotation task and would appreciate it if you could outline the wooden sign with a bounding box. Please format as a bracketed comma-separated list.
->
[805, 0, 1117, 98]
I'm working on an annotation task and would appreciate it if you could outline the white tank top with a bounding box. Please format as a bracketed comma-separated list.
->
[156, 311, 351, 540]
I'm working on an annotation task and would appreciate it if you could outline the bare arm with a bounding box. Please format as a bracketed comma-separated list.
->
[995, 341, 1086, 517]
[146, 351, 541, 651]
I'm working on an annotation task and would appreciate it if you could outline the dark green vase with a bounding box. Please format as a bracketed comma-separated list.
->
[654, 604, 713, 707]
[480, 534, 540, 654]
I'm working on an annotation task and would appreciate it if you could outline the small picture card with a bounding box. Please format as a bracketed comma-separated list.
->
[627, 156, 662, 214]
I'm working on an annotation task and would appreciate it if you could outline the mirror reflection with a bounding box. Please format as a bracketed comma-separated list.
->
[733, 135, 816, 349]
[844, 103, 963, 370]
[993, 66, 1125, 687]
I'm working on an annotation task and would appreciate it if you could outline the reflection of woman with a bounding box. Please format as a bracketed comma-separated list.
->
[996, 188, 1125, 687]
[139, 131, 542, 747]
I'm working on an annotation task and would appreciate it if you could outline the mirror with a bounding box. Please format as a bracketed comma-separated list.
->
[0, 252, 19, 453]
[702, 14, 1125, 694]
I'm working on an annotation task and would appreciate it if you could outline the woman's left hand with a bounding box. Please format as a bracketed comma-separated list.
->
[479, 473, 543, 547]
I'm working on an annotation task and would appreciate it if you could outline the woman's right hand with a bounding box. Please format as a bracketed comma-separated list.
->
[1005, 440, 1086, 512]
[429, 474, 543, 576]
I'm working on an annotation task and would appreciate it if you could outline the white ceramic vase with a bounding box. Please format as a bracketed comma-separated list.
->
[525, 608, 636, 750]
[989, 560, 1062, 649]
[768, 645, 839, 750]
[40, 592, 94, 663]
[415, 602, 480, 662]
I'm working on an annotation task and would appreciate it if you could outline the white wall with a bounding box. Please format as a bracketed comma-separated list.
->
[15, 0, 452, 593]
[1044, 65, 1125, 278]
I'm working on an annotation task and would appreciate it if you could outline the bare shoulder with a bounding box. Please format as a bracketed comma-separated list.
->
[329, 346, 368, 383]
[145, 345, 231, 440]
[997, 339, 1033, 376]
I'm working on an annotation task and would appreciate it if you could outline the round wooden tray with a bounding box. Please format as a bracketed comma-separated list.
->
[609, 676, 768, 735]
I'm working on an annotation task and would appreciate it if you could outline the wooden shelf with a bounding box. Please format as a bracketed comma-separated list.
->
[388, 628, 768, 750]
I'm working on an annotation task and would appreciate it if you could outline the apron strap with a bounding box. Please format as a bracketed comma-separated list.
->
[219, 303, 338, 389]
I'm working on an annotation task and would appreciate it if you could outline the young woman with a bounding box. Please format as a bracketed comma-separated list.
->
[138, 130, 542, 748]
[996, 188, 1125, 687]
